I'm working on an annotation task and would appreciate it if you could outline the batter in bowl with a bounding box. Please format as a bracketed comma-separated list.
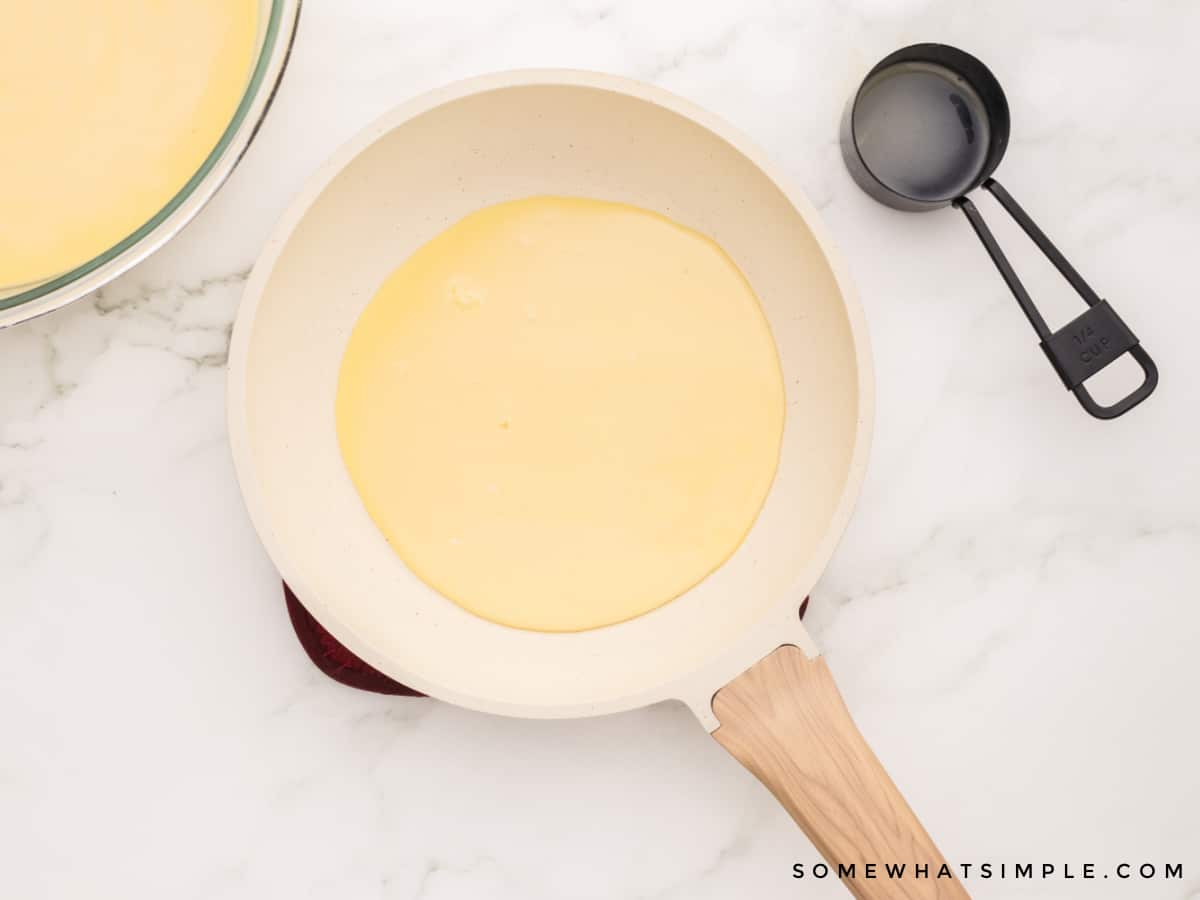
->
[336, 197, 785, 632]
[0, 0, 258, 288]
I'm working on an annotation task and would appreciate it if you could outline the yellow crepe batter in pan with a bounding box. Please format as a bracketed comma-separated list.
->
[336, 196, 785, 632]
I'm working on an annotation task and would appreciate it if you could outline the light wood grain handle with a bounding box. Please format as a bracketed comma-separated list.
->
[712, 645, 969, 900]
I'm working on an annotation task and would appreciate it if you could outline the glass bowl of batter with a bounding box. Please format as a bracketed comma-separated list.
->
[0, 0, 301, 328]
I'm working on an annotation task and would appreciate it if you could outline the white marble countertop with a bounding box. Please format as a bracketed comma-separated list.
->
[2, 2, 1198, 897]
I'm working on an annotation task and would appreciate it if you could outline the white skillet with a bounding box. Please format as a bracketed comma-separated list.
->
[228, 71, 969, 899]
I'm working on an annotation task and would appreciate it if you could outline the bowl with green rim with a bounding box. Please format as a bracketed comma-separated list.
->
[0, 0, 302, 329]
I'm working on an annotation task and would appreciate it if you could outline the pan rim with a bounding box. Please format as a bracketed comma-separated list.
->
[226, 68, 875, 726]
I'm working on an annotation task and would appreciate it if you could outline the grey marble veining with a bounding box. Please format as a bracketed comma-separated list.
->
[2, 1, 1198, 897]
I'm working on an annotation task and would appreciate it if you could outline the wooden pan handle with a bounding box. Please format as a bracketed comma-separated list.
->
[712, 646, 969, 900]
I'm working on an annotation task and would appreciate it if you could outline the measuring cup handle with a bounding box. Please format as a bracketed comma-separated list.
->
[953, 180, 1157, 419]
[1069, 343, 1158, 420]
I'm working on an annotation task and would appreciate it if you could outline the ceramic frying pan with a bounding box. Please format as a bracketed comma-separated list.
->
[228, 71, 968, 899]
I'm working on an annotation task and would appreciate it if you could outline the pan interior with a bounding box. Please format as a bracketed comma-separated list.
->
[235, 77, 869, 717]
[852, 61, 992, 203]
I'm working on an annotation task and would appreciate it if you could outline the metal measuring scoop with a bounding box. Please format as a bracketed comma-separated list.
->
[841, 43, 1157, 419]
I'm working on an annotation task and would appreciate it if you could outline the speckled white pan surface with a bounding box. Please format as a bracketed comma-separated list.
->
[227, 70, 873, 729]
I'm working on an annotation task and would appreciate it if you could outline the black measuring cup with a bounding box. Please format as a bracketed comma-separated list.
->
[841, 43, 1157, 419]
